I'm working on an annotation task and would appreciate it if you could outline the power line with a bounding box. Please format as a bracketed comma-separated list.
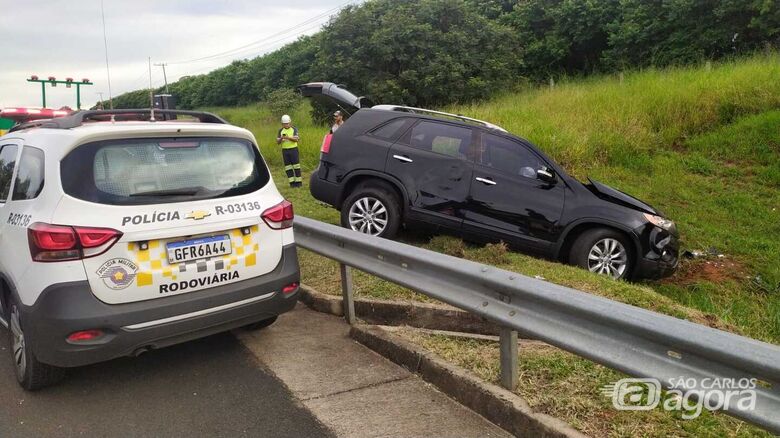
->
[167, 1, 353, 65]
[113, 1, 361, 97]
[172, 18, 335, 78]
[127, 71, 151, 89]
[238, 20, 331, 59]
[168, 3, 345, 64]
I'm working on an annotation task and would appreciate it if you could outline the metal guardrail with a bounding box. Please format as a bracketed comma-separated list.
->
[294, 216, 780, 433]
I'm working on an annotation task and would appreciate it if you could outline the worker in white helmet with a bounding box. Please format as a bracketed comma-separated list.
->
[276, 114, 302, 187]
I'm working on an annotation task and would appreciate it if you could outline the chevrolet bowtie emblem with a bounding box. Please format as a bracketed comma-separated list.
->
[186, 210, 211, 220]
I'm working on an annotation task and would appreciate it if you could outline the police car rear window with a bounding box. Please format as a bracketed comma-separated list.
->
[61, 137, 270, 205]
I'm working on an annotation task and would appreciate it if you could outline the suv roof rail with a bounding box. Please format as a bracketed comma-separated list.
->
[371, 104, 507, 132]
[9, 109, 228, 132]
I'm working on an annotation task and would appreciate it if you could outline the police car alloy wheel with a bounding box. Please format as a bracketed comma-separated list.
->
[10, 304, 26, 379]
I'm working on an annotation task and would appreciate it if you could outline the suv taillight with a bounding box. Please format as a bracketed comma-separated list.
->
[28, 223, 122, 262]
[321, 134, 333, 154]
[262, 200, 294, 229]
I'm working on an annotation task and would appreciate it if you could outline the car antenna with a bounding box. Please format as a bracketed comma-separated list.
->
[148, 56, 156, 122]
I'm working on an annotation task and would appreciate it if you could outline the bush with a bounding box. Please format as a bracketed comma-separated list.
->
[264, 88, 303, 120]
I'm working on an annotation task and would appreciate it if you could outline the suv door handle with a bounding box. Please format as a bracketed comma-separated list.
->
[476, 177, 496, 186]
[392, 154, 413, 163]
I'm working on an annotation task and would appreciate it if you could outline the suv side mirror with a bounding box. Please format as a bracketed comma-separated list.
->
[537, 167, 557, 184]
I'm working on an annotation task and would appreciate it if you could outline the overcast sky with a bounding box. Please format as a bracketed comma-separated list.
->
[0, 0, 355, 109]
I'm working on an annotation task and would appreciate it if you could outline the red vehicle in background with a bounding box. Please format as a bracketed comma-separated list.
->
[0, 107, 73, 135]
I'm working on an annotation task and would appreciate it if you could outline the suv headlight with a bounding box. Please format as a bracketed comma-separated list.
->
[643, 213, 675, 230]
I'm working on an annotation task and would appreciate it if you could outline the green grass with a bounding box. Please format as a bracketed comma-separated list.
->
[209, 53, 780, 344]
[398, 329, 772, 437]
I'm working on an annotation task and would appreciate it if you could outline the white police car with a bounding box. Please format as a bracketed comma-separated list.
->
[0, 110, 300, 390]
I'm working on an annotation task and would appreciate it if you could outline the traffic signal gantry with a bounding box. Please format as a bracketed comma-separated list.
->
[26, 75, 94, 110]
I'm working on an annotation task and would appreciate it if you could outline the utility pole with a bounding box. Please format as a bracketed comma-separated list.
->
[154, 62, 169, 94]
[96, 92, 105, 110]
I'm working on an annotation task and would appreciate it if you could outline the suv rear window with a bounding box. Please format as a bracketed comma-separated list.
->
[370, 118, 410, 140]
[408, 121, 472, 158]
[61, 137, 270, 205]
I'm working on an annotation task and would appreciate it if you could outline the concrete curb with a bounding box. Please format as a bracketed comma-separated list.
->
[299, 284, 499, 335]
[350, 324, 588, 438]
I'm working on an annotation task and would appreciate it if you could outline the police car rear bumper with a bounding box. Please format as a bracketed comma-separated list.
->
[20, 244, 300, 368]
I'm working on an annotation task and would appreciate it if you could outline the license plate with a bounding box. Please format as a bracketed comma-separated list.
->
[167, 235, 232, 264]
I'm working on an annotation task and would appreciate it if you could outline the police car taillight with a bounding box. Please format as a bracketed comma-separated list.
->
[262, 200, 294, 229]
[28, 223, 122, 262]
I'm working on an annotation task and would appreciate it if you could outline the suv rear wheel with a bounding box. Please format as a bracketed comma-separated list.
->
[570, 228, 633, 280]
[341, 182, 401, 239]
[8, 296, 65, 391]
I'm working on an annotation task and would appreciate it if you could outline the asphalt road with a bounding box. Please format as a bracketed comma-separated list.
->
[0, 329, 333, 438]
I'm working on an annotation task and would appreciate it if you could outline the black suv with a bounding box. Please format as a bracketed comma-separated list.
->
[299, 82, 679, 280]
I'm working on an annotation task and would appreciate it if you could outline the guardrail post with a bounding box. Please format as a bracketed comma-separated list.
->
[499, 327, 518, 390]
[339, 263, 356, 325]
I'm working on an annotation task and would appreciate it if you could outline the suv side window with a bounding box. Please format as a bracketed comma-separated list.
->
[0, 144, 19, 202]
[370, 118, 410, 140]
[12, 146, 45, 201]
[408, 121, 472, 159]
[479, 133, 542, 179]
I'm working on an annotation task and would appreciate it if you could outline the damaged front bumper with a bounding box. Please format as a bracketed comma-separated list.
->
[634, 223, 680, 280]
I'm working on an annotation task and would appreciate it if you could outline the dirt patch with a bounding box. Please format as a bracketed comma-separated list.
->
[670, 140, 686, 152]
[660, 257, 748, 333]
[664, 256, 748, 286]
[682, 309, 739, 333]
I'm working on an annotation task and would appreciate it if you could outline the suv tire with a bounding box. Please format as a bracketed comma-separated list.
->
[570, 228, 633, 280]
[8, 297, 65, 391]
[341, 181, 401, 239]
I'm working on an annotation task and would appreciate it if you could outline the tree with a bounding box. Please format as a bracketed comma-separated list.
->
[603, 0, 780, 69]
[502, 0, 620, 76]
[106, 0, 779, 110]
[313, 0, 521, 107]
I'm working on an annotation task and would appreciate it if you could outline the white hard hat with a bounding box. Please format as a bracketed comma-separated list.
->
[281, 114, 291, 124]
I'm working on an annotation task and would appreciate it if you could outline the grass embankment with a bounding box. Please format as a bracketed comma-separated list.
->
[210, 53, 780, 436]
[397, 329, 772, 437]
[213, 53, 780, 344]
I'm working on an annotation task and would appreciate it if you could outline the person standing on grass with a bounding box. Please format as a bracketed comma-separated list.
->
[277, 114, 302, 188]
[330, 110, 344, 133]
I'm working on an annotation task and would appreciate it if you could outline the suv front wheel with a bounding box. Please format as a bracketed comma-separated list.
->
[570, 228, 634, 280]
[341, 182, 401, 239]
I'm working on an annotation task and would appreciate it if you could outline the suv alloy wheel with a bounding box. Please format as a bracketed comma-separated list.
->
[341, 182, 401, 239]
[570, 228, 634, 280]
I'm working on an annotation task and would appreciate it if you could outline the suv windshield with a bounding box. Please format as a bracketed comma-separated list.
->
[61, 137, 270, 205]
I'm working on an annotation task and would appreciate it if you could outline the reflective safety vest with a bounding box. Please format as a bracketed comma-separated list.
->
[278, 127, 299, 149]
